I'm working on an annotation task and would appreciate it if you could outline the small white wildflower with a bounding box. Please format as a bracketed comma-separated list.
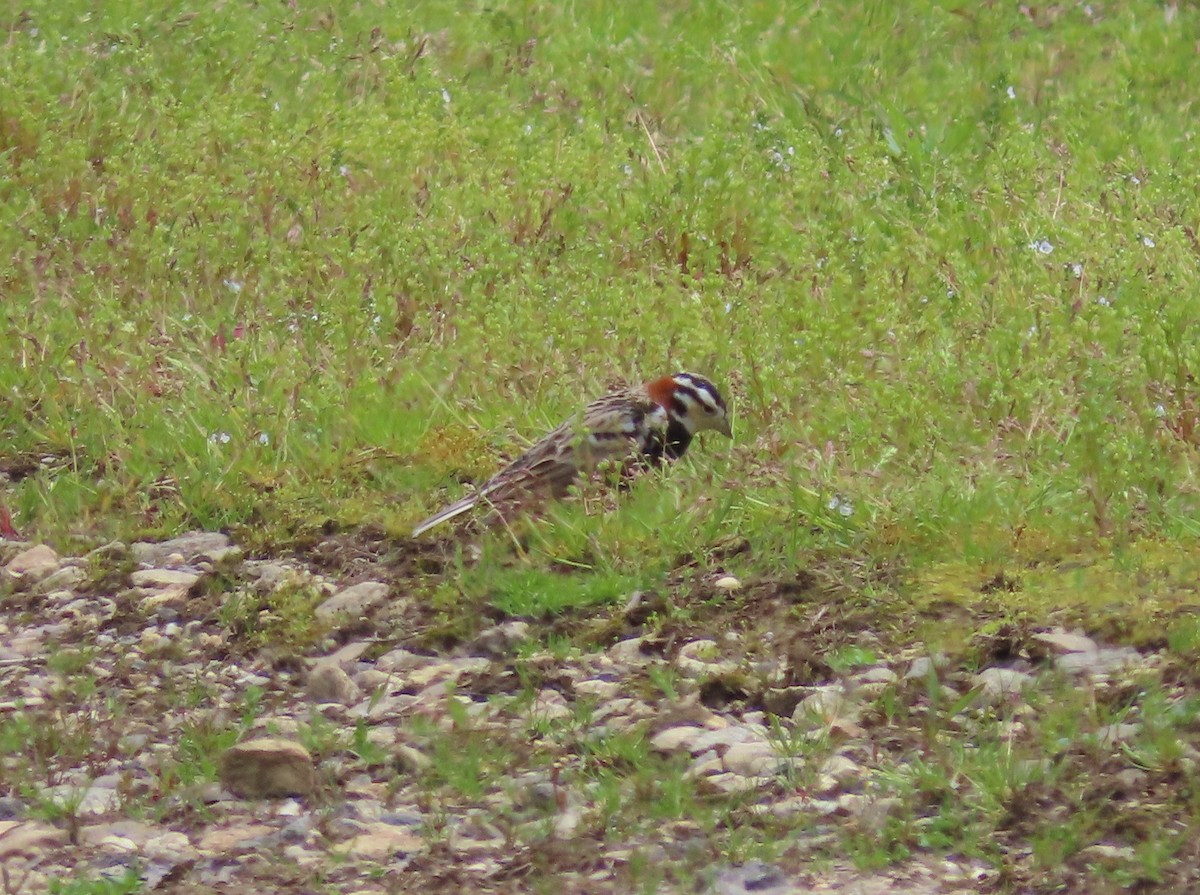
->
[920, 295, 930, 304]
[1129, 174, 1141, 185]
[209, 431, 232, 445]
[1027, 325, 1038, 338]
[338, 165, 349, 177]
[621, 164, 633, 175]
[834, 127, 843, 138]
[1097, 296, 1111, 307]
[1142, 235, 1155, 248]
[946, 288, 957, 298]
[724, 302, 733, 314]
[787, 146, 794, 156]
[1154, 404, 1167, 418]
[441, 88, 451, 104]
[1006, 85, 1017, 99]
[1029, 239, 1054, 254]
[1070, 263, 1083, 278]
[523, 123, 533, 135]
[827, 496, 854, 517]
[258, 433, 270, 445]
[273, 102, 280, 111]
[223, 278, 243, 293]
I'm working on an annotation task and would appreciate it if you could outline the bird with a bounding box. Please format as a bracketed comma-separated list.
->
[412, 372, 732, 536]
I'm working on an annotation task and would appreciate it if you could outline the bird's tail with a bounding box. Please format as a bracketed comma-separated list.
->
[411, 493, 479, 537]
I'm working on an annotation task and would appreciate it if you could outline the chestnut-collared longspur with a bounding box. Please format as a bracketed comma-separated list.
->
[412, 372, 732, 536]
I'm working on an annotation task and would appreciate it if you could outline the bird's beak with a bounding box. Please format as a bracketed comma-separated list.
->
[717, 417, 733, 438]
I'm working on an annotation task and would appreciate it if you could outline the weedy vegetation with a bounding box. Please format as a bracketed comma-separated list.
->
[3, 0, 1200, 890]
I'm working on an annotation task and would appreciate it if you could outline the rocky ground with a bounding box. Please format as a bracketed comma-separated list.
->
[0, 531, 1195, 894]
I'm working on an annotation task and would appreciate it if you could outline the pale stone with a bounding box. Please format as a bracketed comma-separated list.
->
[689, 726, 767, 754]
[676, 639, 738, 677]
[1057, 647, 1139, 676]
[132, 532, 232, 566]
[470, 621, 530, 657]
[39, 565, 87, 591]
[650, 726, 704, 753]
[312, 640, 375, 669]
[4, 545, 59, 581]
[306, 664, 361, 705]
[338, 823, 425, 859]
[974, 667, 1032, 699]
[1033, 629, 1098, 654]
[196, 823, 277, 854]
[574, 679, 621, 700]
[316, 581, 390, 621]
[0, 820, 69, 857]
[219, 739, 315, 798]
[131, 568, 200, 589]
[722, 740, 784, 776]
[713, 575, 742, 591]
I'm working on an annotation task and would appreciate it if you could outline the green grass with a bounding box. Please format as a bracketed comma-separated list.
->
[4, 0, 1198, 576]
[4, 2, 1200, 888]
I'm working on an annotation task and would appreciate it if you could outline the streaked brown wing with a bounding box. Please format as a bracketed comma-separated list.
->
[475, 392, 667, 503]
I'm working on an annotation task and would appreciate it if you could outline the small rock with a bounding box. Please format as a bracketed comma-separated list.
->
[713, 575, 742, 591]
[722, 740, 783, 776]
[196, 823, 277, 854]
[527, 689, 571, 722]
[650, 726, 704, 753]
[316, 581, 390, 621]
[312, 640, 375, 669]
[1033, 629, 1098, 654]
[39, 565, 87, 592]
[1081, 843, 1136, 866]
[132, 531, 232, 566]
[853, 666, 898, 685]
[375, 647, 428, 672]
[131, 568, 200, 589]
[39, 782, 119, 816]
[392, 744, 432, 773]
[574, 679, 621, 700]
[703, 773, 761, 794]
[814, 754, 862, 795]
[141, 585, 191, 612]
[307, 664, 361, 705]
[607, 637, 653, 665]
[676, 639, 738, 677]
[1056, 647, 1139, 676]
[708, 862, 788, 895]
[794, 684, 859, 727]
[689, 726, 767, 754]
[3, 544, 60, 583]
[1096, 723, 1140, 746]
[840, 794, 901, 832]
[220, 739, 316, 798]
[974, 667, 1033, 699]
[552, 805, 583, 838]
[469, 621, 530, 658]
[0, 820, 69, 857]
[340, 822, 425, 859]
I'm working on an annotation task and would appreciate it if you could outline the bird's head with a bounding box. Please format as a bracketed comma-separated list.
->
[647, 372, 732, 438]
